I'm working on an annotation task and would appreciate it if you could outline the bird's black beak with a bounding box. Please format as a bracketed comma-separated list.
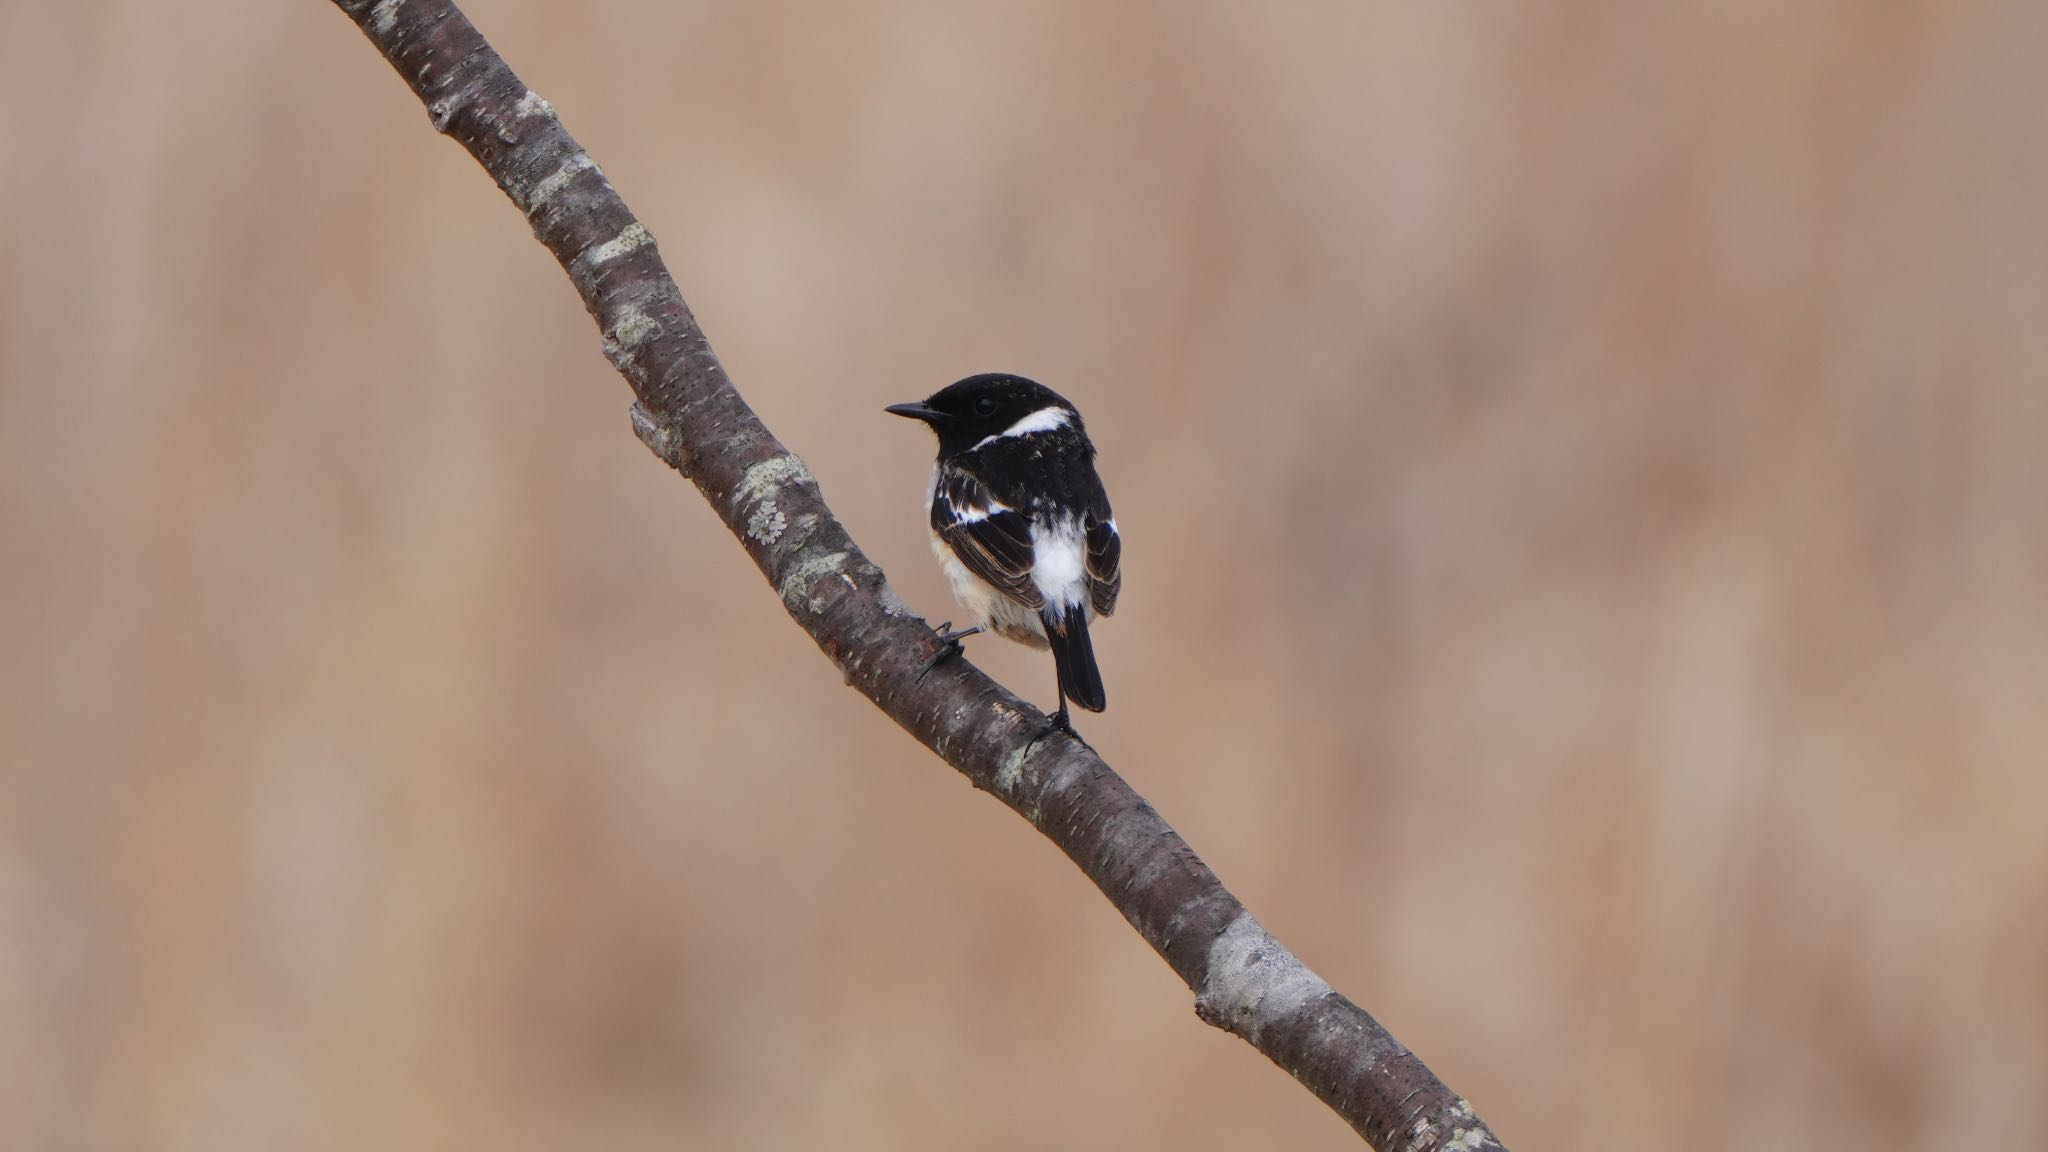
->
[885, 402, 944, 424]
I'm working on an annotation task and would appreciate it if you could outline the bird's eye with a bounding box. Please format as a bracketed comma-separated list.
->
[973, 396, 1000, 418]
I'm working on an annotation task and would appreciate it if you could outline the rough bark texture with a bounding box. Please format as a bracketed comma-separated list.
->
[327, 3, 1506, 1148]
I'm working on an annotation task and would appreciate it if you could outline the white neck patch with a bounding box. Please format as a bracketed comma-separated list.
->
[1002, 405, 1072, 438]
[971, 405, 1073, 450]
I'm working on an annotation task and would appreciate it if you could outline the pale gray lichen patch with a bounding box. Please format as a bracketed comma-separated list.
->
[993, 740, 1039, 797]
[778, 551, 848, 614]
[1403, 1104, 1497, 1152]
[773, 511, 821, 556]
[746, 500, 786, 546]
[584, 222, 652, 266]
[370, 0, 402, 34]
[514, 89, 555, 119]
[1443, 1123, 1491, 1152]
[733, 454, 815, 515]
[525, 153, 595, 211]
[606, 303, 659, 353]
[1430, 1100, 1495, 1152]
[1200, 913, 1334, 1043]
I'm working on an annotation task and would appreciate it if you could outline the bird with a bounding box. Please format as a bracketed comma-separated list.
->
[887, 373, 1121, 731]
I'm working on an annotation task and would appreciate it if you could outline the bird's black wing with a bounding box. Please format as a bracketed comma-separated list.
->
[932, 465, 1043, 609]
[1084, 486, 1120, 617]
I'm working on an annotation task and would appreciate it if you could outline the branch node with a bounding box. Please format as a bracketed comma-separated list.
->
[629, 401, 679, 465]
[1196, 913, 1336, 1043]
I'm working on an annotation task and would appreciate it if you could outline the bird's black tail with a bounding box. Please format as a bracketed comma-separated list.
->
[1042, 606, 1106, 713]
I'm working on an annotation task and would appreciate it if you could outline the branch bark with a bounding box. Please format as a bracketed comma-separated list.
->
[326, 4, 1507, 1148]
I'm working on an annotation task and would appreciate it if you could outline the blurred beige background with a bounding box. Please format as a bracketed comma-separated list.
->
[4, 2, 2045, 1149]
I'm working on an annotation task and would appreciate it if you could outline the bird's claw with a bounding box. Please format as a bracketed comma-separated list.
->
[917, 622, 983, 683]
[1023, 705, 1088, 754]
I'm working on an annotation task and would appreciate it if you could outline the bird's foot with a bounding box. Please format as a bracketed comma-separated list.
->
[1048, 704, 1093, 745]
[916, 622, 983, 683]
[1024, 707, 1089, 757]
[1019, 704, 1092, 758]
[934, 622, 985, 647]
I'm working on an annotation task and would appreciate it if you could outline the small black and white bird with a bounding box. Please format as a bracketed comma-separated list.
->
[887, 373, 1121, 730]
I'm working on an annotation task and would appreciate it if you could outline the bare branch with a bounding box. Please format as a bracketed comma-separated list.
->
[325, 3, 1506, 1147]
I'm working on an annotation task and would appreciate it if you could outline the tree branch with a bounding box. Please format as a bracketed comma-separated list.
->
[326, 3, 1506, 1147]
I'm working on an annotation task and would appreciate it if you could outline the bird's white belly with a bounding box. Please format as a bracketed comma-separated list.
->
[930, 531, 1050, 648]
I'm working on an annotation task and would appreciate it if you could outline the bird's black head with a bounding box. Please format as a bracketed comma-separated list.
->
[886, 373, 1082, 459]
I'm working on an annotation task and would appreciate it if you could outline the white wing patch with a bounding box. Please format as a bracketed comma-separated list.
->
[951, 496, 1011, 524]
[925, 463, 1010, 523]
